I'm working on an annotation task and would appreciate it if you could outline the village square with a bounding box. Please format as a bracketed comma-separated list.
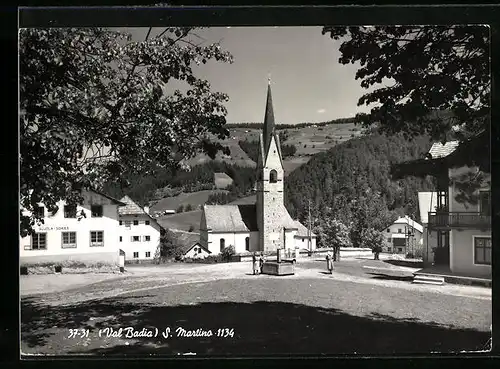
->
[19, 23, 492, 356]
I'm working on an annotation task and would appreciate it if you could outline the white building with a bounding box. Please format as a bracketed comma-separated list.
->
[382, 216, 423, 254]
[20, 189, 125, 266]
[118, 196, 163, 262]
[199, 81, 317, 255]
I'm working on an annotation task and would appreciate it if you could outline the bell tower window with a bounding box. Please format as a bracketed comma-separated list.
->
[270, 170, 278, 183]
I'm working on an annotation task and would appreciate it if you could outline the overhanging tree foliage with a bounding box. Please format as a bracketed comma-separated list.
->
[20, 27, 233, 237]
[322, 25, 491, 206]
[322, 26, 489, 143]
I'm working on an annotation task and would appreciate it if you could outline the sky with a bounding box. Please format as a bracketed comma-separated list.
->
[126, 27, 376, 125]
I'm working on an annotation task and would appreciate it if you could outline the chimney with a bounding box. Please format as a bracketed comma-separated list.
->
[144, 206, 149, 214]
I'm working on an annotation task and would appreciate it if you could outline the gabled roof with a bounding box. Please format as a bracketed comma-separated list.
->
[293, 220, 317, 237]
[427, 141, 460, 159]
[172, 231, 203, 253]
[203, 204, 258, 232]
[118, 195, 148, 215]
[89, 188, 126, 205]
[392, 216, 423, 233]
[418, 192, 438, 225]
[183, 242, 211, 255]
[118, 196, 160, 225]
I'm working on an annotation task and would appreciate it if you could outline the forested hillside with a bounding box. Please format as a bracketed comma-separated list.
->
[102, 161, 256, 207]
[284, 133, 436, 237]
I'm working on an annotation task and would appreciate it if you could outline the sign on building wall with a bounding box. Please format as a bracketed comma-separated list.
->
[37, 226, 70, 231]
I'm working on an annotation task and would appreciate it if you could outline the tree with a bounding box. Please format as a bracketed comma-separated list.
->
[221, 245, 236, 262]
[322, 26, 490, 196]
[319, 217, 351, 261]
[176, 205, 184, 213]
[360, 228, 385, 260]
[184, 203, 193, 212]
[159, 228, 183, 261]
[322, 26, 489, 143]
[20, 27, 233, 237]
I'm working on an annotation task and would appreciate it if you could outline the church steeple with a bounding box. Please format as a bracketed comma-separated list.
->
[263, 77, 275, 153]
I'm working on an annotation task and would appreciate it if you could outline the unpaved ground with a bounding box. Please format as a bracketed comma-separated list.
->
[20, 260, 491, 306]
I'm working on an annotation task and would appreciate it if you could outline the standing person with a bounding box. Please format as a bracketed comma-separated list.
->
[326, 251, 333, 274]
[252, 252, 259, 275]
[259, 252, 265, 274]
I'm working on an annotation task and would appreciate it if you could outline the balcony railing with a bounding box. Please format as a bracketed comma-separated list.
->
[428, 212, 491, 230]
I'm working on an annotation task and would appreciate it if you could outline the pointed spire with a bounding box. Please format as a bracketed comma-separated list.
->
[263, 78, 275, 152]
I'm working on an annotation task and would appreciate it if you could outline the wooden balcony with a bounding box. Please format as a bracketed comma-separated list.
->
[428, 212, 491, 230]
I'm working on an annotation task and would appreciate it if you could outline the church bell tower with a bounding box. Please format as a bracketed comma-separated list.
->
[256, 79, 287, 253]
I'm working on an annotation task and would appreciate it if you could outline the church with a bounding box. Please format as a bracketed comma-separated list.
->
[199, 81, 317, 255]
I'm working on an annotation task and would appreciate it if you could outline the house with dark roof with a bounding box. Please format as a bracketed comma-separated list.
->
[118, 196, 163, 262]
[20, 188, 126, 266]
[199, 80, 316, 255]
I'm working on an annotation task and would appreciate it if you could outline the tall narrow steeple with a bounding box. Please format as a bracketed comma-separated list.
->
[263, 77, 275, 153]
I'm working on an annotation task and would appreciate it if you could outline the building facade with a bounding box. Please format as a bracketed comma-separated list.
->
[382, 216, 423, 254]
[199, 81, 317, 255]
[118, 196, 162, 262]
[20, 189, 125, 266]
[401, 136, 491, 279]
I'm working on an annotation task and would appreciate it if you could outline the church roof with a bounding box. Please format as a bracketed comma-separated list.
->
[263, 81, 275, 152]
[261, 81, 284, 167]
[293, 220, 317, 237]
[203, 204, 258, 232]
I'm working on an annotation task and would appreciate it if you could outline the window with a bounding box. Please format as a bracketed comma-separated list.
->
[398, 247, 403, 252]
[91, 205, 103, 217]
[35, 206, 45, 218]
[145, 220, 150, 225]
[119, 220, 123, 226]
[269, 170, 278, 183]
[133, 252, 139, 258]
[220, 238, 225, 252]
[386, 228, 390, 233]
[479, 191, 491, 216]
[145, 251, 151, 258]
[144, 235, 151, 242]
[474, 237, 491, 265]
[132, 236, 140, 242]
[119, 236, 122, 242]
[30, 233, 47, 250]
[90, 231, 104, 247]
[398, 229, 402, 233]
[64, 205, 77, 218]
[245, 237, 250, 251]
[61, 232, 77, 248]
[133, 220, 139, 226]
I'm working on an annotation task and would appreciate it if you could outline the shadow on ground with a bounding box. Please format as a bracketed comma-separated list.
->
[367, 273, 414, 282]
[21, 295, 490, 356]
[384, 259, 424, 268]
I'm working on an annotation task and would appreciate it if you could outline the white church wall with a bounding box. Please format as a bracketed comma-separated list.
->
[295, 236, 317, 250]
[207, 231, 251, 255]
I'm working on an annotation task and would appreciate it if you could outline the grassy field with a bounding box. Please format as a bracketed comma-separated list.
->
[156, 210, 203, 232]
[183, 122, 364, 170]
[150, 190, 229, 214]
